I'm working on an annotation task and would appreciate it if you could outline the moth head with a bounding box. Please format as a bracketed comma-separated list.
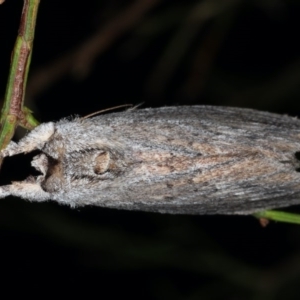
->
[32, 148, 121, 193]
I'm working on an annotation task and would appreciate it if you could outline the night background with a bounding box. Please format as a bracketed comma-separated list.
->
[1, 0, 300, 298]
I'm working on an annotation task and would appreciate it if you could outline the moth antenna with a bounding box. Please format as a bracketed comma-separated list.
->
[82, 104, 133, 119]
[126, 102, 144, 111]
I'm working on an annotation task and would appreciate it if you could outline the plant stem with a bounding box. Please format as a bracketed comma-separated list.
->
[0, 0, 40, 153]
[254, 210, 300, 225]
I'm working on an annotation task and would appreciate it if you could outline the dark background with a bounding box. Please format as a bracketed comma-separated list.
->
[1, 0, 300, 298]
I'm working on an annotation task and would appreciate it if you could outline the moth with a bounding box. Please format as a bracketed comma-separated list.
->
[1, 105, 300, 215]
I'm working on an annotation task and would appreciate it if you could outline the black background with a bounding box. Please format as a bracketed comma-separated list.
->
[1, 0, 300, 298]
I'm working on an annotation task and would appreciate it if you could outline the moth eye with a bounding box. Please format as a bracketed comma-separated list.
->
[94, 151, 110, 174]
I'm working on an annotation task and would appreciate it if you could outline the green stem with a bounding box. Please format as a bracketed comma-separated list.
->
[0, 0, 40, 151]
[254, 210, 300, 225]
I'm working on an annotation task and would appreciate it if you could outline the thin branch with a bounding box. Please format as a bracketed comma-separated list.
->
[0, 0, 40, 154]
[26, 0, 160, 101]
[181, 10, 235, 100]
[145, 0, 239, 96]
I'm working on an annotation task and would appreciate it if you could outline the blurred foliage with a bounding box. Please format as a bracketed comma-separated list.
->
[1, 0, 300, 298]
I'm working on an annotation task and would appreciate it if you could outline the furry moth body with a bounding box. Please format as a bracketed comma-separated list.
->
[1, 105, 300, 215]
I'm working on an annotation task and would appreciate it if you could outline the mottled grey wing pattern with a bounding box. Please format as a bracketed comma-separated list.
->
[1, 106, 300, 215]
[70, 106, 300, 214]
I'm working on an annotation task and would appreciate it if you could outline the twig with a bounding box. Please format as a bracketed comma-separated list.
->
[254, 210, 300, 225]
[145, 0, 239, 96]
[25, 0, 160, 101]
[0, 0, 40, 155]
[181, 10, 235, 100]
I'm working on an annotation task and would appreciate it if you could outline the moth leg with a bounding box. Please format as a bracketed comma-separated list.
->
[0, 179, 50, 201]
[0, 122, 55, 157]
